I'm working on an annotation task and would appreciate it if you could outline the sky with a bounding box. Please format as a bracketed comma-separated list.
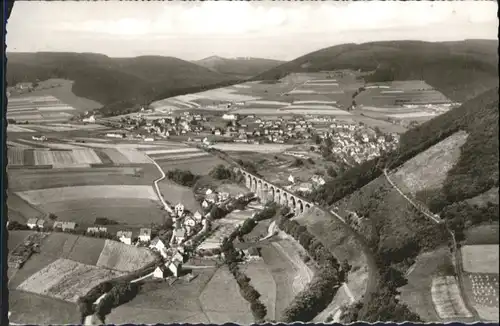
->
[7, 1, 498, 61]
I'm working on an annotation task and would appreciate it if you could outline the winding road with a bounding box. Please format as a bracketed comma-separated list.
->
[146, 154, 174, 214]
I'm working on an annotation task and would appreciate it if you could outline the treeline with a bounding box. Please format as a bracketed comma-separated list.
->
[209, 164, 243, 183]
[77, 258, 161, 323]
[309, 87, 499, 208]
[166, 169, 201, 187]
[276, 212, 347, 322]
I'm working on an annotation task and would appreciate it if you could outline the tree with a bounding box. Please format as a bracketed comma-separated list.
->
[327, 166, 338, 178]
[48, 213, 58, 221]
[251, 301, 267, 321]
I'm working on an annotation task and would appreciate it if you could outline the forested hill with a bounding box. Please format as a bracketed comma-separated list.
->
[192, 56, 284, 78]
[6, 52, 240, 116]
[310, 86, 499, 210]
[253, 40, 498, 102]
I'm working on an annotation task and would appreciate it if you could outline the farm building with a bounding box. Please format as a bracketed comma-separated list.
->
[139, 228, 152, 242]
[26, 218, 38, 230]
[53, 221, 76, 231]
[87, 226, 107, 234]
[117, 231, 133, 245]
[222, 114, 237, 121]
[150, 237, 167, 252]
[36, 219, 46, 229]
[168, 259, 182, 277]
[218, 192, 230, 202]
[153, 265, 169, 279]
[173, 250, 184, 263]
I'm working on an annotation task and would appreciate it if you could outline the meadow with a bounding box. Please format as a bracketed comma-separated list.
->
[96, 240, 156, 272]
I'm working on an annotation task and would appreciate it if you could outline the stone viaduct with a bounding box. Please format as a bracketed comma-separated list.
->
[239, 168, 314, 215]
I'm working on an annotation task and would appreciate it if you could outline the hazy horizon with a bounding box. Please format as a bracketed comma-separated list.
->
[7, 1, 498, 61]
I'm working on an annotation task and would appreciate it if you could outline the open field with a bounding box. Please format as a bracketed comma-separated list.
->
[9, 290, 81, 325]
[464, 224, 500, 245]
[16, 185, 158, 206]
[66, 236, 106, 265]
[157, 155, 228, 175]
[399, 246, 458, 321]
[157, 180, 201, 212]
[8, 231, 36, 252]
[431, 276, 473, 319]
[10, 79, 103, 111]
[108, 266, 252, 324]
[39, 198, 165, 226]
[17, 258, 124, 303]
[7, 93, 80, 123]
[461, 245, 499, 274]
[466, 189, 499, 209]
[392, 131, 468, 195]
[199, 266, 254, 324]
[96, 239, 156, 272]
[313, 284, 354, 322]
[7, 191, 45, 223]
[7, 125, 36, 133]
[8, 167, 156, 191]
[241, 260, 277, 321]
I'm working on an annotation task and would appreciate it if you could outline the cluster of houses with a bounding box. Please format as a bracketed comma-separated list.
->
[326, 123, 399, 165]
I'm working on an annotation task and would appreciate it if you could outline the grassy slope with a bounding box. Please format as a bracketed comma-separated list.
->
[254, 40, 498, 103]
[193, 56, 284, 78]
[7, 52, 239, 115]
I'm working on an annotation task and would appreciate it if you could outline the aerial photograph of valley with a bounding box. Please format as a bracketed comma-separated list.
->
[4, 1, 499, 325]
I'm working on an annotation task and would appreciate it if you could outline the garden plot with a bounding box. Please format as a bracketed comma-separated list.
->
[16, 185, 158, 206]
[36, 106, 75, 112]
[96, 240, 156, 272]
[174, 87, 260, 103]
[467, 273, 499, 308]
[17, 258, 123, 303]
[431, 276, 473, 319]
[462, 245, 499, 274]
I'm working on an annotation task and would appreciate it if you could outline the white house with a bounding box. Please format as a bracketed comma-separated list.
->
[205, 188, 213, 195]
[193, 211, 203, 222]
[202, 200, 210, 209]
[222, 114, 237, 121]
[138, 228, 152, 242]
[174, 203, 185, 217]
[82, 115, 96, 123]
[149, 237, 166, 252]
[117, 231, 133, 245]
[53, 221, 76, 232]
[168, 259, 182, 277]
[184, 216, 196, 228]
[153, 265, 168, 279]
[173, 250, 184, 263]
[288, 174, 295, 183]
[36, 219, 45, 229]
[218, 192, 230, 202]
[27, 218, 38, 229]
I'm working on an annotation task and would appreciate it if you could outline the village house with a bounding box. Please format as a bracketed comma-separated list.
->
[184, 216, 196, 228]
[202, 200, 210, 209]
[82, 115, 96, 123]
[53, 221, 77, 232]
[117, 231, 133, 245]
[149, 237, 167, 252]
[206, 193, 217, 203]
[174, 203, 185, 217]
[217, 192, 230, 202]
[168, 259, 182, 277]
[173, 250, 184, 263]
[26, 218, 38, 230]
[193, 211, 203, 222]
[138, 228, 152, 242]
[170, 228, 186, 245]
[153, 265, 169, 279]
[243, 247, 261, 260]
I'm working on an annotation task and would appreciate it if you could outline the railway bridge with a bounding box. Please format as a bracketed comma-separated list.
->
[238, 168, 314, 215]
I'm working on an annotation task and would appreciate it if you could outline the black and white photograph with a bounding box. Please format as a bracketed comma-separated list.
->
[4, 1, 499, 325]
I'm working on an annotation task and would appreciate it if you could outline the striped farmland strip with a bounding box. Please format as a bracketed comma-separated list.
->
[101, 148, 131, 164]
[71, 149, 102, 165]
[34, 150, 56, 165]
[144, 148, 202, 155]
[7, 148, 24, 165]
[151, 152, 209, 161]
[116, 149, 151, 164]
[23, 149, 36, 166]
[94, 150, 114, 165]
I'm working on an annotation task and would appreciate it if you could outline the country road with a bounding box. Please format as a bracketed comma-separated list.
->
[146, 154, 174, 214]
